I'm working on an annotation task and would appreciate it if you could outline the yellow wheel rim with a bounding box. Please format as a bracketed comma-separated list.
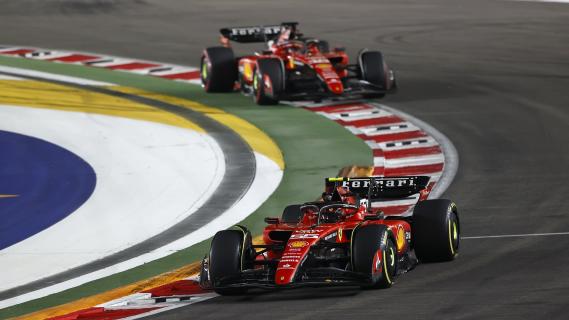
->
[448, 218, 458, 255]
[201, 62, 208, 79]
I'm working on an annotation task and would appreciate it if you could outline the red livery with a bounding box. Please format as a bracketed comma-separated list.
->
[200, 22, 397, 105]
[200, 176, 460, 294]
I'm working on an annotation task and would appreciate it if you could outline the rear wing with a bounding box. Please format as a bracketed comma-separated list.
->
[219, 22, 299, 43]
[325, 176, 430, 200]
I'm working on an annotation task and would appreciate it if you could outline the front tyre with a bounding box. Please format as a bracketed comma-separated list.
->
[412, 199, 460, 262]
[358, 50, 391, 98]
[208, 229, 252, 295]
[254, 58, 285, 105]
[352, 224, 397, 289]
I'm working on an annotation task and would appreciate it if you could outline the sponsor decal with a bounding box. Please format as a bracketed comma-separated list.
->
[381, 231, 388, 247]
[308, 57, 329, 64]
[290, 233, 319, 239]
[373, 251, 382, 273]
[324, 232, 337, 241]
[289, 240, 309, 248]
[297, 229, 320, 233]
[396, 225, 406, 251]
[243, 63, 253, 81]
[405, 231, 411, 241]
[263, 74, 273, 95]
[338, 227, 343, 242]
[316, 63, 332, 69]
[341, 178, 417, 189]
[230, 26, 282, 36]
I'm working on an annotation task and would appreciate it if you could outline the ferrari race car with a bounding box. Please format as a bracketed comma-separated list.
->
[200, 22, 397, 105]
[200, 176, 460, 294]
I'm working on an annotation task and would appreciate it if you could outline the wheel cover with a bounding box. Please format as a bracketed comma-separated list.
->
[201, 61, 208, 80]
[382, 244, 395, 284]
[253, 73, 259, 90]
[448, 218, 459, 255]
[389, 247, 395, 267]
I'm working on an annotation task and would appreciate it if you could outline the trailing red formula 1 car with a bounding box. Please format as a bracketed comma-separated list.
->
[200, 176, 460, 294]
[200, 22, 397, 105]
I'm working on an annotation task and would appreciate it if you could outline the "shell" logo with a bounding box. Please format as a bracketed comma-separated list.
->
[289, 240, 308, 248]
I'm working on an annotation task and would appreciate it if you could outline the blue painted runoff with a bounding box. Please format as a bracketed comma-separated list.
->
[0, 130, 96, 250]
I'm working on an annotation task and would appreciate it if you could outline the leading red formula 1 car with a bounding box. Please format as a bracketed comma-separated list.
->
[200, 176, 460, 294]
[200, 22, 397, 105]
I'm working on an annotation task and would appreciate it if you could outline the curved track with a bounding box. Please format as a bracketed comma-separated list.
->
[0, 70, 256, 301]
[1, 0, 568, 319]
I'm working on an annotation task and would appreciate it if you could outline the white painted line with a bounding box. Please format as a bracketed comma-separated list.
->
[0, 74, 23, 80]
[360, 122, 418, 136]
[317, 108, 392, 121]
[373, 156, 385, 167]
[121, 293, 218, 320]
[23, 51, 75, 61]
[384, 153, 444, 168]
[187, 79, 202, 85]
[366, 137, 439, 150]
[0, 65, 113, 86]
[462, 232, 569, 240]
[511, 0, 569, 3]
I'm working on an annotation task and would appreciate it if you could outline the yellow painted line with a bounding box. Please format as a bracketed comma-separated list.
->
[111, 87, 285, 170]
[0, 80, 204, 133]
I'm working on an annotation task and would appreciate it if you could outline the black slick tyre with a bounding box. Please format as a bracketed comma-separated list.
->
[412, 199, 460, 262]
[254, 58, 284, 105]
[208, 229, 251, 295]
[358, 50, 387, 98]
[201, 47, 237, 93]
[352, 224, 397, 289]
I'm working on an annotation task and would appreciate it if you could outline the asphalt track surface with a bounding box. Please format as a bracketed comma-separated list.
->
[1, 0, 568, 319]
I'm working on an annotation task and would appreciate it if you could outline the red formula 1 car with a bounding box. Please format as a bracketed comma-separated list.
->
[200, 176, 460, 294]
[200, 22, 397, 105]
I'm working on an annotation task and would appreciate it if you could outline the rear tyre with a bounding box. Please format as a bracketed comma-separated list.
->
[412, 199, 460, 262]
[358, 50, 388, 98]
[209, 229, 252, 295]
[254, 58, 285, 105]
[352, 225, 397, 289]
[201, 47, 237, 93]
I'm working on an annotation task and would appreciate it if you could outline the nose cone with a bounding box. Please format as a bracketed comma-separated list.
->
[328, 81, 344, 95]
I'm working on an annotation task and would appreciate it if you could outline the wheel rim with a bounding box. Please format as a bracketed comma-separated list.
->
[448, 215, 459, 255]
[389, 247, 395, 267]
[253, 72, 259, 90]
[382, 241, 395, 284]
[201, 60, 208, 80]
